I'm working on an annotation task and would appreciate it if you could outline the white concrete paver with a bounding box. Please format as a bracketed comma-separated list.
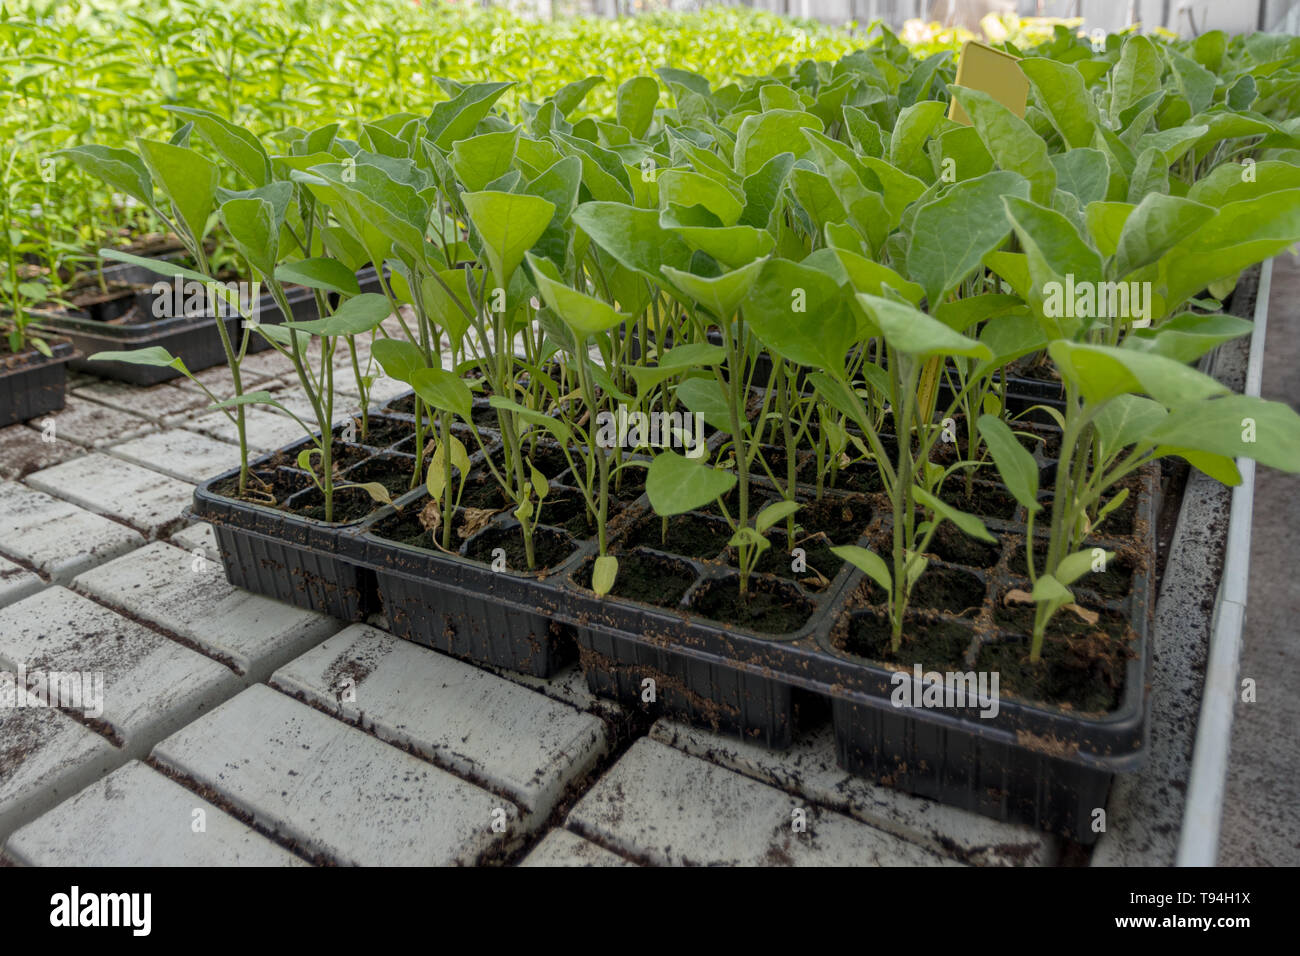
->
[520, 829, 635, 867]
[106, 428, 243, 485]
[72, 379, 208, 423]
[185, 406, 306, 454]
[4, 761, 306, 867]
[271, 625, 607, 817]
[151, 684, 519, 865]
[25, 453, 194, 539]
[0, 555, 42, 609]
[567, 738, 961, 867]
[74, 542, 338, 679]
[32, 395, 155, 447]
[0, 587, 240, 753]
[0, 675, 119, 841]
[0, 480, 144, 582]
[0, 422, 83, 480]
[650, 720, 1059, 866]
[169, 521, 219, 561]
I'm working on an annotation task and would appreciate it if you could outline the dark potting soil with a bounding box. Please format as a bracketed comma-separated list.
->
[336, 416, 412, 450]
[612, 471, 647, 502]
[261, 438, 370, 472]
[1017, 424, 1061, 458]
[1009, 354, 1062, 385]
[210, 468, 310, 507]
[1038, 487, 1139, 538]
[543, 487, 629, 540]
[1008, 540, 1135, 600]
[929, 521, 1001, 568]
[838, 610, 974, 673]
[342, 455, 419, 500]
[463, 524, 574, 573]
[481, 443, 572, 485]
[622, 511, 731, 559]
[690, 574, 814, 634]
[459, 471, 510, 511]
[862, 564, 987, 615]
[577, 549, 697, 607]
[744, 533, 843, 586]
[755, 443, 799, 480]
[798, 494, 872, 545]
[291, 484, 390, 523]
[951, 482, 1019, 520]
[977, 614, 1130, 713]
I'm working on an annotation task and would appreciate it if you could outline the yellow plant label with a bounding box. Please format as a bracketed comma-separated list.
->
[948, 40, 1029, 125]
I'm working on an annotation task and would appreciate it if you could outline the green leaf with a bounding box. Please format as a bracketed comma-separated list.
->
[755, 500, 800, 534]
[1113, 193, 1216, 280]
[1051, 148, 1110, 206]
[661, 258, 764, 322]
[914, 486, 996, 543]
[976, 414, 1039, 511]
[674, 376, 732, 434]
[462, 190, 556, 287]
[137, 138, 219, 245]
[410, 367, 474, 422]
[856, 294, 992, 360]
[734, 109, 824, 176]
[551, 76, 606, 117]
[907, 170, 1028, 306]
[283, 293, 391, 337]
[571, 201, 693, 281]
[427, 81, 514, 150]
[949, 86, 1056, 204]
[1147, 395, 1300, 473]
[1092, 394, 1167, 462]
[680, 225, 776, 272]
[220, 197, 277, 278]
[743, 258, 855, 371]
[530, 462, 549, 501]
[1110, 35, 1163, 127]
[165, 106, 271, 186]
[1056, 548, 1114, 588]
[1162, 189, 1300, 312]
[658, 169, 743, 226]
[488, 395, 574, 447]
[831, 545, 891, 592]
[646, 450, 736, 517]
[592, 554, 619, 597]
[449, 129, 520, 192]
[345, 481, 394, 508]
[275, 258, 362, 297]
[527, 252, 627, 338]
[86, 346, 188, 375]
[370, 338, 426, 385]
[616, 76, 659, 138]
[1124, 312, 1252, 364]
[425, 435, 469, 501]
[1048, 340, 1228, 407]
[1001, 196, 1104, 336]
[1031, 573, 1073, 608]
[1020, 57, 1099, 149]
[56, 145, 153, 209]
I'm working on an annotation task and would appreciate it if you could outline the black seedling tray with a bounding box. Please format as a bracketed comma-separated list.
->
[353, 434, 598, 678]
[34, 285, 320, 385]
[553, 443, 1156, 843]
[191, 412, 415, 621]
[34, 265, 387, 385]
[0, 340, 76, 427]
[194, 381, 1154, 840]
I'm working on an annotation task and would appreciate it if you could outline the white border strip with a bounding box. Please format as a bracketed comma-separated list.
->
[1176, 257, 1273, 867]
